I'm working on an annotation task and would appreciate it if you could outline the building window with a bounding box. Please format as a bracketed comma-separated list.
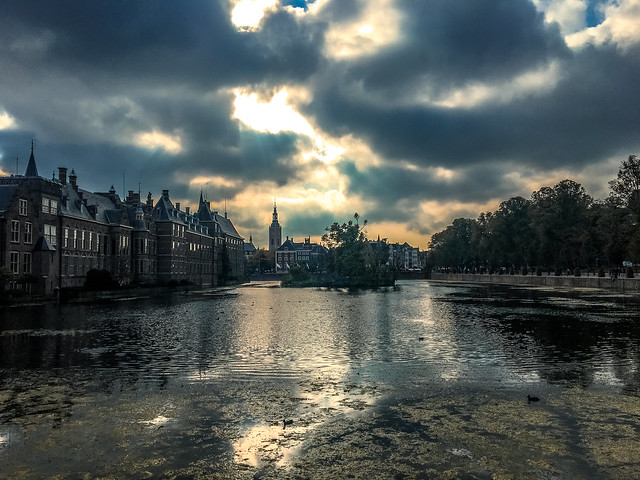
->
[89, 232, 93, 251]
[22, 253, 32, 274]
[11, 220, 20, 243]
[50, 200, 58, 214]
[81, 230, 86, 250]
[44, 224, 57, 246]
[10, 252, 19, 274]
[73, 229, 78, 249]
[24, 222, 33, 244]
[42, 198, 49, 213]
[64, 227, 69, 248]
[19, 199, 28, 216]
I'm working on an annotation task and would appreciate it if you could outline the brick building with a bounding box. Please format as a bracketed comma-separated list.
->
[0, 146, 244, 296]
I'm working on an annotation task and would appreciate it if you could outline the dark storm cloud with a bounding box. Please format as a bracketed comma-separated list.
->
[282, 210, 337, 238]
[2, 0, 640, 240]
[0, 0, 326, 198]
[340, 161, 519, 206]
[0, 0, 324, 88]
[313, 41, 640, 174]
[343, 0, 568, 97]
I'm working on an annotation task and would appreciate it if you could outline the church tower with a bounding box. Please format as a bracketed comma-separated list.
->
[268, 201, 282, 251]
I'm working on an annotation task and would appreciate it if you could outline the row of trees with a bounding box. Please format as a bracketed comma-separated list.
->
[428, 155, 640, 274]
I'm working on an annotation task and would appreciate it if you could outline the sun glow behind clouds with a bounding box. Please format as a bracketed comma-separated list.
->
[0, 111, 17, 130]
[324, 0, 402, 58]
[234, 89, 314, 136]
[188, 175, 236, 189]
[135, 130, 183, 154]
[231, 0, 277, 29]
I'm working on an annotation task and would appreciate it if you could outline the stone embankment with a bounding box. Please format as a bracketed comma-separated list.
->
[431, 272, 640, 293]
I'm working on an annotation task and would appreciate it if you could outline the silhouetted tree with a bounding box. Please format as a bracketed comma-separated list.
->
[609, 154, 640, 220]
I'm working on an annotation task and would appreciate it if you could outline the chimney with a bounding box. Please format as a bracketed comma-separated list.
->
[147, 192, 153, 208]
[58, 167, 68, 185]
[176, 202, 180, 211]
[162, 189, 169, 198]
[185, 206, 190, 215]
[69, 169, 77, 190]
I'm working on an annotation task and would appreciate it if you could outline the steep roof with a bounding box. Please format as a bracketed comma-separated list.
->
[196, 191, 215, 223]
[24, 142, 39, 178]
[59, 184, 94, 221]
[33, 235, 56, 252]
[212, 212, 242, 239]
[152, 192, 176, 222]
[153, 190, 209, 234]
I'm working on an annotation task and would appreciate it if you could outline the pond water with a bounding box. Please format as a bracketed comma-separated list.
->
[1, 281, 639, 479]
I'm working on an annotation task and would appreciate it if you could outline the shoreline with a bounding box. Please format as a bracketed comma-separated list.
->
[430, 272, 640, 294]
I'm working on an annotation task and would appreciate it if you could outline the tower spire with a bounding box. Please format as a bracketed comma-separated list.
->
[268, 198, 282, 251]
[24, 139, 39, 177]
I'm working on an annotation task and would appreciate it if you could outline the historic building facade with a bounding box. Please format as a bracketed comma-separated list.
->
[0, 146, 244, 296]
[275, 236, 328, 271]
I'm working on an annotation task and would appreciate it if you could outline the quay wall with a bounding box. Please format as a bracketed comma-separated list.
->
[430, 272, 640, 293]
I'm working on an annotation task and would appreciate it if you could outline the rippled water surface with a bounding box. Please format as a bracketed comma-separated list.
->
[1, 281, 640, 479]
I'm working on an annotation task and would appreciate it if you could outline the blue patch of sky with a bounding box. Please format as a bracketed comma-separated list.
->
[282, 0, 316, 11]
[585, 0, 605, 27]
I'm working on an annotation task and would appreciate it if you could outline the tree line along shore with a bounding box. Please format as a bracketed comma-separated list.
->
[427, 155, 640, 278]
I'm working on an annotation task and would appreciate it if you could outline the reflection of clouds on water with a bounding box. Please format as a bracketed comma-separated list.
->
[233, 423, 300, 468]
[232, 365, 379, 469]
[140, 415, 173, 428]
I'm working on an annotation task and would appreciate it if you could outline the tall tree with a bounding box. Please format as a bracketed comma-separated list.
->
[609, 155, 640, 220]
[530, 180, 592, 272]
[322, 214, 368, 277]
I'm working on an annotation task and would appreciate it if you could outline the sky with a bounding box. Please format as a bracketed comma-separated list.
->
[1, 0, 639, 249]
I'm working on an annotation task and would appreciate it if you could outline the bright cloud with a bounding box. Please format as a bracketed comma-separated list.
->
[231, 0, 277, 30]
[533, 0, 587, 35]
[188, 175, 236, 189]
[426, 60, 563, 109]
[135, 130, 183, 154]
[566, 0, 640, 49]
[0, 110, 18, 130]
[324, 0, 402, 58]
[234, 89, 314, 136]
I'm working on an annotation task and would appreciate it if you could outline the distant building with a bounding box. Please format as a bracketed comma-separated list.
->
[244, 234, 256, 258]
[275, 236, 328, 271]
[367, 238, 422, 271]
[268, 201, 282, 252]
[0, 145, 244, 296]
[195, 192, 245, 283]
[388, 242, 421, 270]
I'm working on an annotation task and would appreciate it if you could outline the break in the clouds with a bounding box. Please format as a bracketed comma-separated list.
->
[1, 0, 639, 248]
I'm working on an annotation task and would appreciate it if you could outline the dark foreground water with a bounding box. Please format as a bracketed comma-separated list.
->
[1, 281, 639, 479]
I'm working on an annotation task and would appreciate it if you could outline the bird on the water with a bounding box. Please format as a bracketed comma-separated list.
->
[527, 395, 540, 403]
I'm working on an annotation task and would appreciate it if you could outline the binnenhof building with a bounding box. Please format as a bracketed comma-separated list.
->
[0, 145, 244, 296]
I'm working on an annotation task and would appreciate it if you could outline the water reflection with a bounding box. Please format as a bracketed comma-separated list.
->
[1, 281, 640, 475]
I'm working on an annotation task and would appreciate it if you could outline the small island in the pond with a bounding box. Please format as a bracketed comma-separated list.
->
[281, 215, 398, 288]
